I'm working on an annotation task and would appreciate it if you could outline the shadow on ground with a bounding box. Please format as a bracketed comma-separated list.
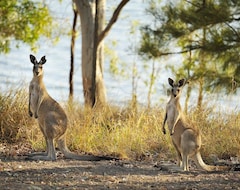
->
[0, 156, 239, 190]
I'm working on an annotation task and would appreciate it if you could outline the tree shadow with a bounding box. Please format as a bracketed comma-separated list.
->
[0, 157, 239, 189]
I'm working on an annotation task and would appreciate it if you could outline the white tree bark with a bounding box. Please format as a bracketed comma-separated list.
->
[75, 0, 106, 107]
[74, 0, 129, 107]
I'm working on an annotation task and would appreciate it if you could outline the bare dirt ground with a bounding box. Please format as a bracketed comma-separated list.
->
[0, 144, 239, 190]
[1, 157, 240, 189]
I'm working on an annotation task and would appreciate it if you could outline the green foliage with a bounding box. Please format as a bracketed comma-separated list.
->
[105, 40, 128, 78]
[139, 0, 240, 97]
[0, 0, 55, 53]
[106, 20, 141, 79]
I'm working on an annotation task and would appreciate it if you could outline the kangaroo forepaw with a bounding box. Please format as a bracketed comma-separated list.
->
[162, 128, 166, 135]
[29, 111, 33, 117]
[34, 113, 38, 119]
[170, 131, 174, 136]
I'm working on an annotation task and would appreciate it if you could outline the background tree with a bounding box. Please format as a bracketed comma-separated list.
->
[139, 0, 240, 108]
[74, 0, 129, 108]
[0, 0, 54, 53]
[69, 2, 78, 102]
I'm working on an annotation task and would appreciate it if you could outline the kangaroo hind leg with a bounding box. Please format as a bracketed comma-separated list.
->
[182, 151, 190, 171]
[28, 136, 48, 157]
[57, 135, 71, 156]
[57, 134, 80, 159]
[181, 129, 199, 171]
[27, 122, 56, 160]
[57, 135, 87, 160]
[172, 140, 182, 167]
[27, 137, 56, 161]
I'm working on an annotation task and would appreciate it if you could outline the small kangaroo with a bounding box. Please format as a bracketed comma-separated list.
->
[28, 54, 111, 161]
[162, 78, 229, 171]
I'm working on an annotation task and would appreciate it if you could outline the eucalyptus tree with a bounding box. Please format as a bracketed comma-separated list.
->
[139, 0, 240, 108]
[0, 0, 54, 53]
[74, 0, 129, 108]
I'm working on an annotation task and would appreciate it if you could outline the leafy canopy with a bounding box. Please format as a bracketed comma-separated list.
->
[0, 0, 54, 53]
[139, 0, 240, 94]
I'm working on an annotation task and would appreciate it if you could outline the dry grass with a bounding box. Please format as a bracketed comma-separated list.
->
[0, 87, 239, 161]
[65, 104, 173, 160]
[191, 107, 240, 159]
[1, 86, 32, 142]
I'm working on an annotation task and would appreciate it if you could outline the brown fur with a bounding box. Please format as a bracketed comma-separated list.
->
[28, 54, 112, 161]
[162, 78, 229, 171]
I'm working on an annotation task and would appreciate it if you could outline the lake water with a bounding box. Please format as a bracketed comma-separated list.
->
[0, 0, 239, 111]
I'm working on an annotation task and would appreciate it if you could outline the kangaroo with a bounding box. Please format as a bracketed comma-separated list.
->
[28, 54, 112, 161]
[162, 78, 229, 171]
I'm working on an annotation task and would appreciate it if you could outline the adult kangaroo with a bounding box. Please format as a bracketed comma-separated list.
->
[162, 78, 229, 171]
[28, 54, 111, 161]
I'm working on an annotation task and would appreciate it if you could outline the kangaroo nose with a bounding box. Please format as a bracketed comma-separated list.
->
[36, 71, 39, 75]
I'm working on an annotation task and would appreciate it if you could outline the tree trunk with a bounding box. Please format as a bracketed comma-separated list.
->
[147, 60, 156, 109]
[69, 3, 78, 102]
[184, 85, 191, 113]
[95, 0, 107, 107]
[74, 0, 129, 107]
[75, 0, 106, 107]
[197, 79, 203, 109]
[197, 24, 206, 109]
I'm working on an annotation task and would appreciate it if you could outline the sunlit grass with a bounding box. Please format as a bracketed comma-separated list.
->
[0, 87, 239, 160]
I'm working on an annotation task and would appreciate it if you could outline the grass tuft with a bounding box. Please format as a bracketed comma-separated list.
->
[0, 87, 239, 160]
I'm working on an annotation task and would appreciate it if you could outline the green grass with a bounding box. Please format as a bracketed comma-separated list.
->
[0, 87, 239, 160]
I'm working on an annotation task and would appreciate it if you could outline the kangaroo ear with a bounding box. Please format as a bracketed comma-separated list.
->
[30, 54, 37, 64]
[168, 78, 174, 87]
[40, 56, 46, 64]
[178, 79, 186, 87]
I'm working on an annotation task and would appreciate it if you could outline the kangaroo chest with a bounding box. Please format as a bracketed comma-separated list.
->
[29, 81, 42, 111]
[166, 101, 179, 128]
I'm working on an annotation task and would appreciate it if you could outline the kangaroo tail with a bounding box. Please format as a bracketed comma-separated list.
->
[63, 150, 113, 161]
[194, 152, 215, 171]
[57, 136, 116, 161]
[194, 152, 230, 171]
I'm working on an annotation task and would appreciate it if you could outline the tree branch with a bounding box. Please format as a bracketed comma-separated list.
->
[156, 45, 202, 57]
[97, 0, 130, 46]
[224, 22, 240, 40]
